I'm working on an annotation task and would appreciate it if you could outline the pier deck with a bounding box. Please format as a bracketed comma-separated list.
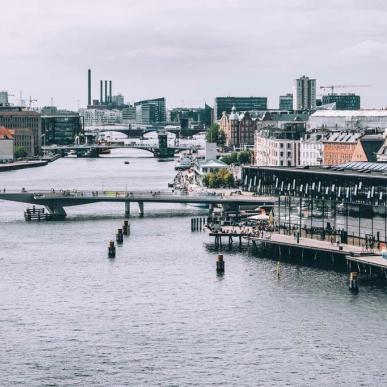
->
[251, 233, 364, 255]
[346, 254, 387, 270]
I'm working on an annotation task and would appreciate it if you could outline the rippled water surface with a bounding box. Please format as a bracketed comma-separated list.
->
[1, 150, 387, 386]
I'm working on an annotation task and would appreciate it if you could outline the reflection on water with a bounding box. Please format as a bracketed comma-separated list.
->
[0, 150, 387, 385]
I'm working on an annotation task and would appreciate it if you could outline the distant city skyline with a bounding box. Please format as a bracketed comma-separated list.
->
[2, 0, 386, 109]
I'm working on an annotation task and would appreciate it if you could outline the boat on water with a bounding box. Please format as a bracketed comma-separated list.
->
[158, 158, 174, 162]
[175, 157, 192, 170]
[124, 161, 130, 165]
[66, 150, 77, 158]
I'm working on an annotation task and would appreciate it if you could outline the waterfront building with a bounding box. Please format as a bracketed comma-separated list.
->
[351, 134, 384, 162]
[279, 93, 293, 110]
[134, 98, 166, 124]
[41, 113, 82, 145]
[322, 131, 361, 165]
[308, 110, 387, 131]
[219, 107, 255, 148]
[79, 108, 122, 127]
[169, 105, 212, 129]
[0, 91, 9, 106]
[254, 124, 304, 167]
[192, 158, 229, 185]
[0, 108, 41, 156]
[300, 131, 325, 166]
[122, 106, 136, 122]
[238, 111, 255, 146]
[322, 93, 360, 110]
[214, 96, 267, 120]
[0, 126, 14, 160]
[293, 75, 316, 110]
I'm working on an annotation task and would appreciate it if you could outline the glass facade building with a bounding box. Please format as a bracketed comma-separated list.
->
[134, 98, 166, 124]
[214, 97, 267, 120]
[322, 94, 360, 110]
[279, 93, 293, 110]
[41, 114, 82, 145]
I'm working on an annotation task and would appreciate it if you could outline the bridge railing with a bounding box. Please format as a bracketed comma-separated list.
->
[30, 190, 211, 199]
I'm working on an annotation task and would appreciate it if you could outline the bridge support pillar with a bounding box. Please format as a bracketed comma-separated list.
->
[46, 204, 67, 218]
[138, 201, 144, 217]
[125, 202, 130, 218]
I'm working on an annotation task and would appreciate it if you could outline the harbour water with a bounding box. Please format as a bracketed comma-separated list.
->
[1, 149, 387, 386]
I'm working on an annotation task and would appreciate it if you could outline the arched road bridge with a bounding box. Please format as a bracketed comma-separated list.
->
[0, 190, 275, 219]
[43, 142, 200, 158]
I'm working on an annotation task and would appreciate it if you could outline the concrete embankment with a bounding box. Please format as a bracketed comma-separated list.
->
[0, 154, 61, 172]
[0, 160, 48, 172]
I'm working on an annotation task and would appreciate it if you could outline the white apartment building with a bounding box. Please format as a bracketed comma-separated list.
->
[79, 108, 122, 127]
[300, 132, 325, 166]
[255, 127, 301, 167]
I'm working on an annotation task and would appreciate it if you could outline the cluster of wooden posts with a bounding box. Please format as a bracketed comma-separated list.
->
[191, 217, 207, 232]
[108, 220, 130, 258]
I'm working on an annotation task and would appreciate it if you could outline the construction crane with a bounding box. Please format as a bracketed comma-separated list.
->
[319, 85, 371, 94]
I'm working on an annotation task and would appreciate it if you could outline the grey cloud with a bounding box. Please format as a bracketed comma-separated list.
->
[1, 0, 387, 109]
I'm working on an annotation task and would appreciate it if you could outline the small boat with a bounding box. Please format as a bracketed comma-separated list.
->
[175, 157, 192, 170]
[124, 161, 130, 165]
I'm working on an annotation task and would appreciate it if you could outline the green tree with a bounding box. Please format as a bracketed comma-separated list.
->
[14, 146, 28, 158]
[208, 172, 221, 188]
[206, 123, 226, 147]
[237, 151, 251, 164]
[202, 169, 235, 188]
[224, 172, 235, 187]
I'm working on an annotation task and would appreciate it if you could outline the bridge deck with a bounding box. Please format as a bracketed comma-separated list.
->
[0, 190, 275, 206]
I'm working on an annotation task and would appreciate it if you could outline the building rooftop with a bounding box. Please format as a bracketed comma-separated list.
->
[323, 132, 361, 143]
[311, 110, 387, 118]
[0, 110, 40, 117]
[197, 159, 227, 169]
[244, 162, 387, 180]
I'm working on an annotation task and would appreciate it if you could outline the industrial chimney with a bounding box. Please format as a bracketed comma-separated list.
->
[100, 80, 103, 104]
[104, 80, 108, 104]
[87, 69, 91, 106]
[109, 81, 112, 103]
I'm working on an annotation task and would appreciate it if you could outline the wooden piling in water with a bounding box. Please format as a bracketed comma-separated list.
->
[108, 241, 116, 258]
[216, 254, 225, 274]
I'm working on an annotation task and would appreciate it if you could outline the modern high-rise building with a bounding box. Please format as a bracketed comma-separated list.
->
[293, 76, 316, 110]
[214, 97, 267, 120]
[134, 98, 166, 124]
[279, 93, 293, 110]
[322, 93, 360, 110]
[0, 91, 9, 106]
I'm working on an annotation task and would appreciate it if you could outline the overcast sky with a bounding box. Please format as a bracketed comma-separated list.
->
[1, 0, 387, 110]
